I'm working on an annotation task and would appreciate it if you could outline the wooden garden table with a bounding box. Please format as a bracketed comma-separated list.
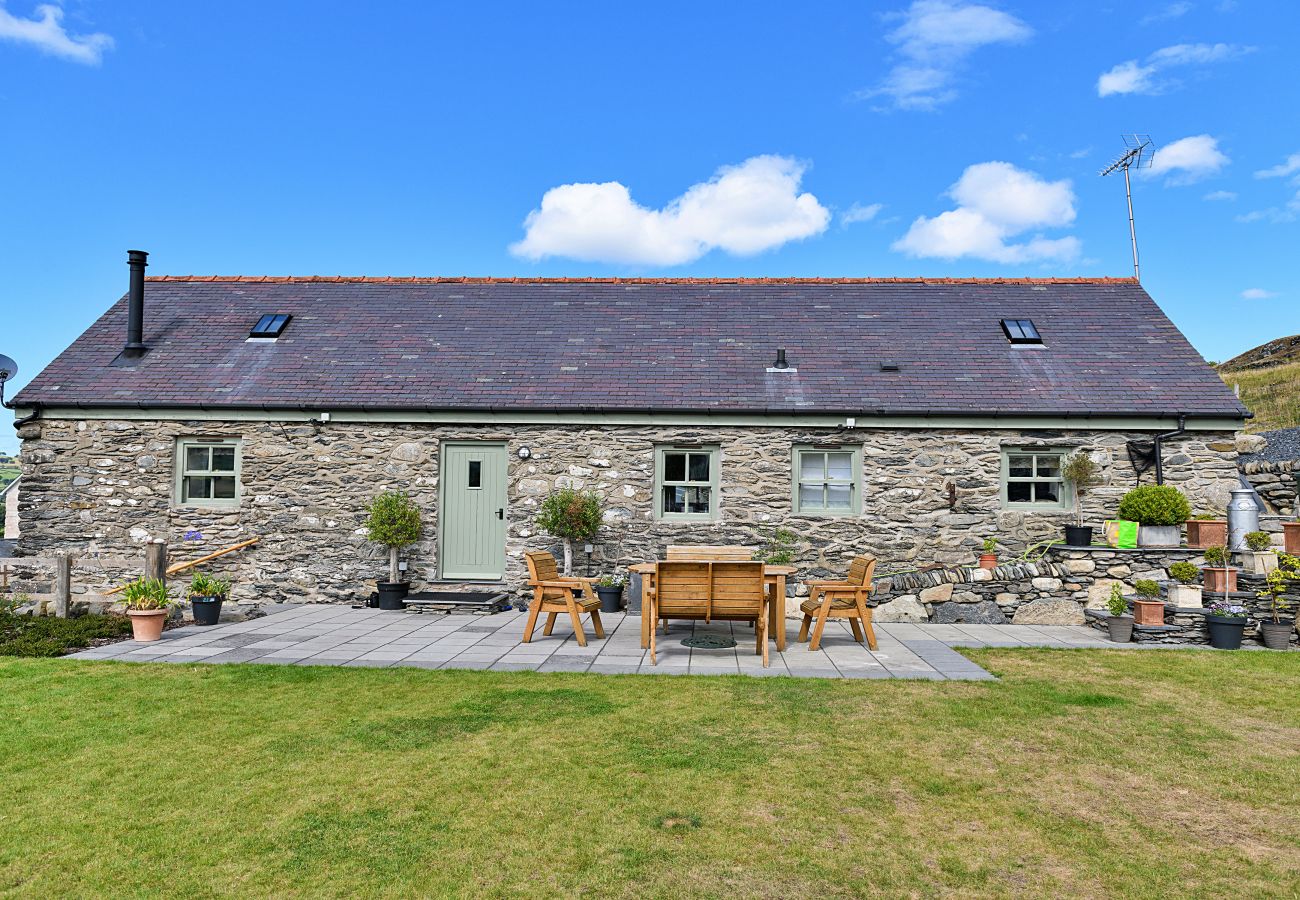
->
[629, 562, 797, 652]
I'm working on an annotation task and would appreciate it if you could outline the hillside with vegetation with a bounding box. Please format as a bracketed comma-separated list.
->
[1216, 334, 1300, 433]
[0, 454, 17, 491]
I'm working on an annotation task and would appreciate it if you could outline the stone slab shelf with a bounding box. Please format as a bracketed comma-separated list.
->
[1058, 545, 1202, 554]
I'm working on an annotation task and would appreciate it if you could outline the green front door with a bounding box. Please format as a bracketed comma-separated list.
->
[439, 442, 508, 580]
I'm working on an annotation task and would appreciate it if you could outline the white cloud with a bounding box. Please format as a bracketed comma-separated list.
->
[0, 2, 112, 64]
[859, 1, 1032, 111]
[1255, 153, 1300, 180]
[1097, 42, 1252, 96]
[1203, 190, 1237, 201]
[510, 155, 831, 266]
[1240, 288, 1278, 299]
[840, 202, 884, 227]
[1144, 135, 1229, 185]
[892, 161, 1080, 264]
[1141, 2, 1194, 25]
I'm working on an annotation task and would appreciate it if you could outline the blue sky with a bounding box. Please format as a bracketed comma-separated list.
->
[2, 0, 1298, 453]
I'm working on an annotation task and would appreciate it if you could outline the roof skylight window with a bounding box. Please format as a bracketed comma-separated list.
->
[1000, 319, 1042, 345]
[249, 314, 292, 339]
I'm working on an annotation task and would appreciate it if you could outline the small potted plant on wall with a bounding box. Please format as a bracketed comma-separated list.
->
[1204, 599, 1249, 649]
[365, 490, 422, 610]
[1201, 545, 1237, 594]
[187, 571, 231, 627]
[594, 574, 625, 614]
[1255, 554, 1297, 650]
[978, 537, 999, 570]
[1117, 485, 1191, 548]
[1061, 450, 1101, 546]
[1240, 530, 1278, 576]
[1167, 561, 1203, 608]
[1132, 578, 1165, 626]
[1105, 583, 1133, 643]
[120, 577, 173, 641]
[1187, 513, 1228, 550]
[536, 488, 603, 576]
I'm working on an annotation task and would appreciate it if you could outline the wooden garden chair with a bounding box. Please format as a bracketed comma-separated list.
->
[797, 555, 878, 652]
[522, 550, 605, 647]
[646, 561, 768, 666]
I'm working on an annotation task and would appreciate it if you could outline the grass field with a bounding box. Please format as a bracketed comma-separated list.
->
[1, 651, 1297, 897]
[1219, 359, 1300, 433]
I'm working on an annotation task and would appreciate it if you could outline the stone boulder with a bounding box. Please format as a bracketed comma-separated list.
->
[872, 596, 928, 623]
[932, 599, 1007, 625]
[1011, 598, 1086, 626]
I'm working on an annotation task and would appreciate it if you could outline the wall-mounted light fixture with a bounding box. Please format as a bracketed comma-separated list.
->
[517, 446, 532, 460]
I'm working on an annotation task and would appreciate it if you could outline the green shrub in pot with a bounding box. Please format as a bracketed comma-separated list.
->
[1244, 531, 1273, 552]
[1104, 583, 1133, 643]
[1168, 562, 1199, 584]
[1167, 561, 1203, 607]
[1134, 579, 1160, 598]
[1118, 485, 1191, 548]
[1255, 554, 1298, 649]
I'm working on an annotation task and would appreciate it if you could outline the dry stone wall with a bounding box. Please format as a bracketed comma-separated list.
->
[14, 416, 1240, 605]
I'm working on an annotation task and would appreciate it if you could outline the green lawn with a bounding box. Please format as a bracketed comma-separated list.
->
[1, 651, 1297, 897]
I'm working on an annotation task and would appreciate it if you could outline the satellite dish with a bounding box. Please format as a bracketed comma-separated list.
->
[0, 354, 16, 382]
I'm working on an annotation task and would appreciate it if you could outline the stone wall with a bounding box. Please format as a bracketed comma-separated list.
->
[13, 416, 1241, 604]
[1241, 459, 1297, 526]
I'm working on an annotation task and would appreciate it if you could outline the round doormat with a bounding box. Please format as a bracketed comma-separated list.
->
[681, 634, 737, 650]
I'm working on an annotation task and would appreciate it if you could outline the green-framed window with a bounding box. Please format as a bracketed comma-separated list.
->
[793, 446, 861, 515]
[175, 438, 241, 508]
[1001, 448, 1068, 510]
[654, 445, 719, 521]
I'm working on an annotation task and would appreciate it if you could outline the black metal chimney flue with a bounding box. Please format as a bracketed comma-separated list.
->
[124, 250, 148, 357]
[773, 348, 789, 369]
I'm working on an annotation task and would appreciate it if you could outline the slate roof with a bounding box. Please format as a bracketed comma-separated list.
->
[14, 277, 1248, 419]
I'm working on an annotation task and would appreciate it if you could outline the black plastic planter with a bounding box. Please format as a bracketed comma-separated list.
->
[377, 582, 410, 611]
[1259, 620, 1294, 650]
[1064, 525, 1093, 547]
[595, 586, 623, 614]
[192, 596, 224, 626]
[1205, 614, 1247, 649]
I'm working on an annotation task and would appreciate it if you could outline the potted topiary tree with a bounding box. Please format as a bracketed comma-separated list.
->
[1061, 451, 1102, 546]
[1132, 578, 1164, 626]
[364, 490, 422, 610]
[1187, 513, 1228, 550]
[1204, 599, 1249, 649]
[978, 536, 998, 570]
[1117, 485, 1191, 548]
[187, 570, 232, 627]
[1202, 545, 1237, 594]
[120, 577, 174, 641]
[1105, 583, 1133, 643]
[1167, 561, 1203, 608]
[1255, 553, 1297, 650]
[1240, 530, 1278, 576]
[536, 488, 602, 576]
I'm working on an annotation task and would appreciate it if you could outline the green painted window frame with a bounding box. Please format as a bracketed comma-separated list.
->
[1000, 447, 1070, 511]
[653, 445, 720, 522]
[792, 445, 862, 516]
[174, 438, 242, 508]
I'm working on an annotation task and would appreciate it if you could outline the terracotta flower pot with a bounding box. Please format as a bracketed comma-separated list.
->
[978, 553, 998, 570]
[1202, 567, 1238, 594]
[1133, 599, 1165, 626]
[126, 609, 168, 642]
[1282, 522, 1300, 555]
[1187, 520, 1228, 550]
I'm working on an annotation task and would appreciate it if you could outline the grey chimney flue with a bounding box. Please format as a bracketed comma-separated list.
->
[123, 250, 148, 358]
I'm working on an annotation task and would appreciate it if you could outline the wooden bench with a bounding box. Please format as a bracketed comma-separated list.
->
[665, 544, 756, 561]
[647, 561, 768, 666]
[797, 555, 878, 651]
[522, 550, 605, 647]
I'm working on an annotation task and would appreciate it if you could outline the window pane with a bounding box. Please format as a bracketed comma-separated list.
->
[211, 447, 236, 472]
[686, 487, 711, 514]
[211, 476, 237, 499]
[826, 484, 852, 509]
[468, 460, 481, 488]
[826, 452, 852, 481]
[662, 485, 685, 513]
[186, 446, 209, 472]
[799, 484, 824, 511]
[1007, 482, 1031, 503]
[1008, 455, 1033, 478]
[184, 476, 212, 500]
[688, 453, 710, 483]
[1035, 456, 1060, 479]
[801, 453, 825, 481]
[663, 452, 686, 483]
[1033, 481, 1059, 503]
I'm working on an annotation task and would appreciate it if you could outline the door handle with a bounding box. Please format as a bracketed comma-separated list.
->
[496, 508, 504, 520]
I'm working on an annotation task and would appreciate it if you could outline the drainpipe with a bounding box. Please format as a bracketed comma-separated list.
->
[1152, 414, 1187, 485]
[12, 404, 40, 430]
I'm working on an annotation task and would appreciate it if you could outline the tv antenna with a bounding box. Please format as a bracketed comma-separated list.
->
[1100, 134, 1154, 281]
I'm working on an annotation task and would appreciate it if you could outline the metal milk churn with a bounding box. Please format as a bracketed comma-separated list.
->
[1226, 487, 1260, 552]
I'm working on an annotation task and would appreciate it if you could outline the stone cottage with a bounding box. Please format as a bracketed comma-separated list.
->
[9, 253, 1249, 604]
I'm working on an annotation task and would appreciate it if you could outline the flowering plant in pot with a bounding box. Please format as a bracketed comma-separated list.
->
[187, 571, 231, 627]
[1104, 583, 1133, 643]
[1061, 451, 1101, 546]
[1131, 578, 1164, 626]
[1117, 485, 1191, 548]
[1187, 513, 1228, 550]
[594, 573, 626, 614]
[978, 537, 999, 570]
[1255, 553, 1297, 650]
[536, 488, 603, 577]
[1240, 530, 1278, 576]
[1204, 599, 1249, 650]
[1166, 561, 1203, 608]
[1201, 545, 1237, 594]
[364, 490, 422, 610]
[120, 578, 174, 641]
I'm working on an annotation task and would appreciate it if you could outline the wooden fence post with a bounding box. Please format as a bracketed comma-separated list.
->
[145, 540, 167, 587]
[54, 553, 71, 619]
